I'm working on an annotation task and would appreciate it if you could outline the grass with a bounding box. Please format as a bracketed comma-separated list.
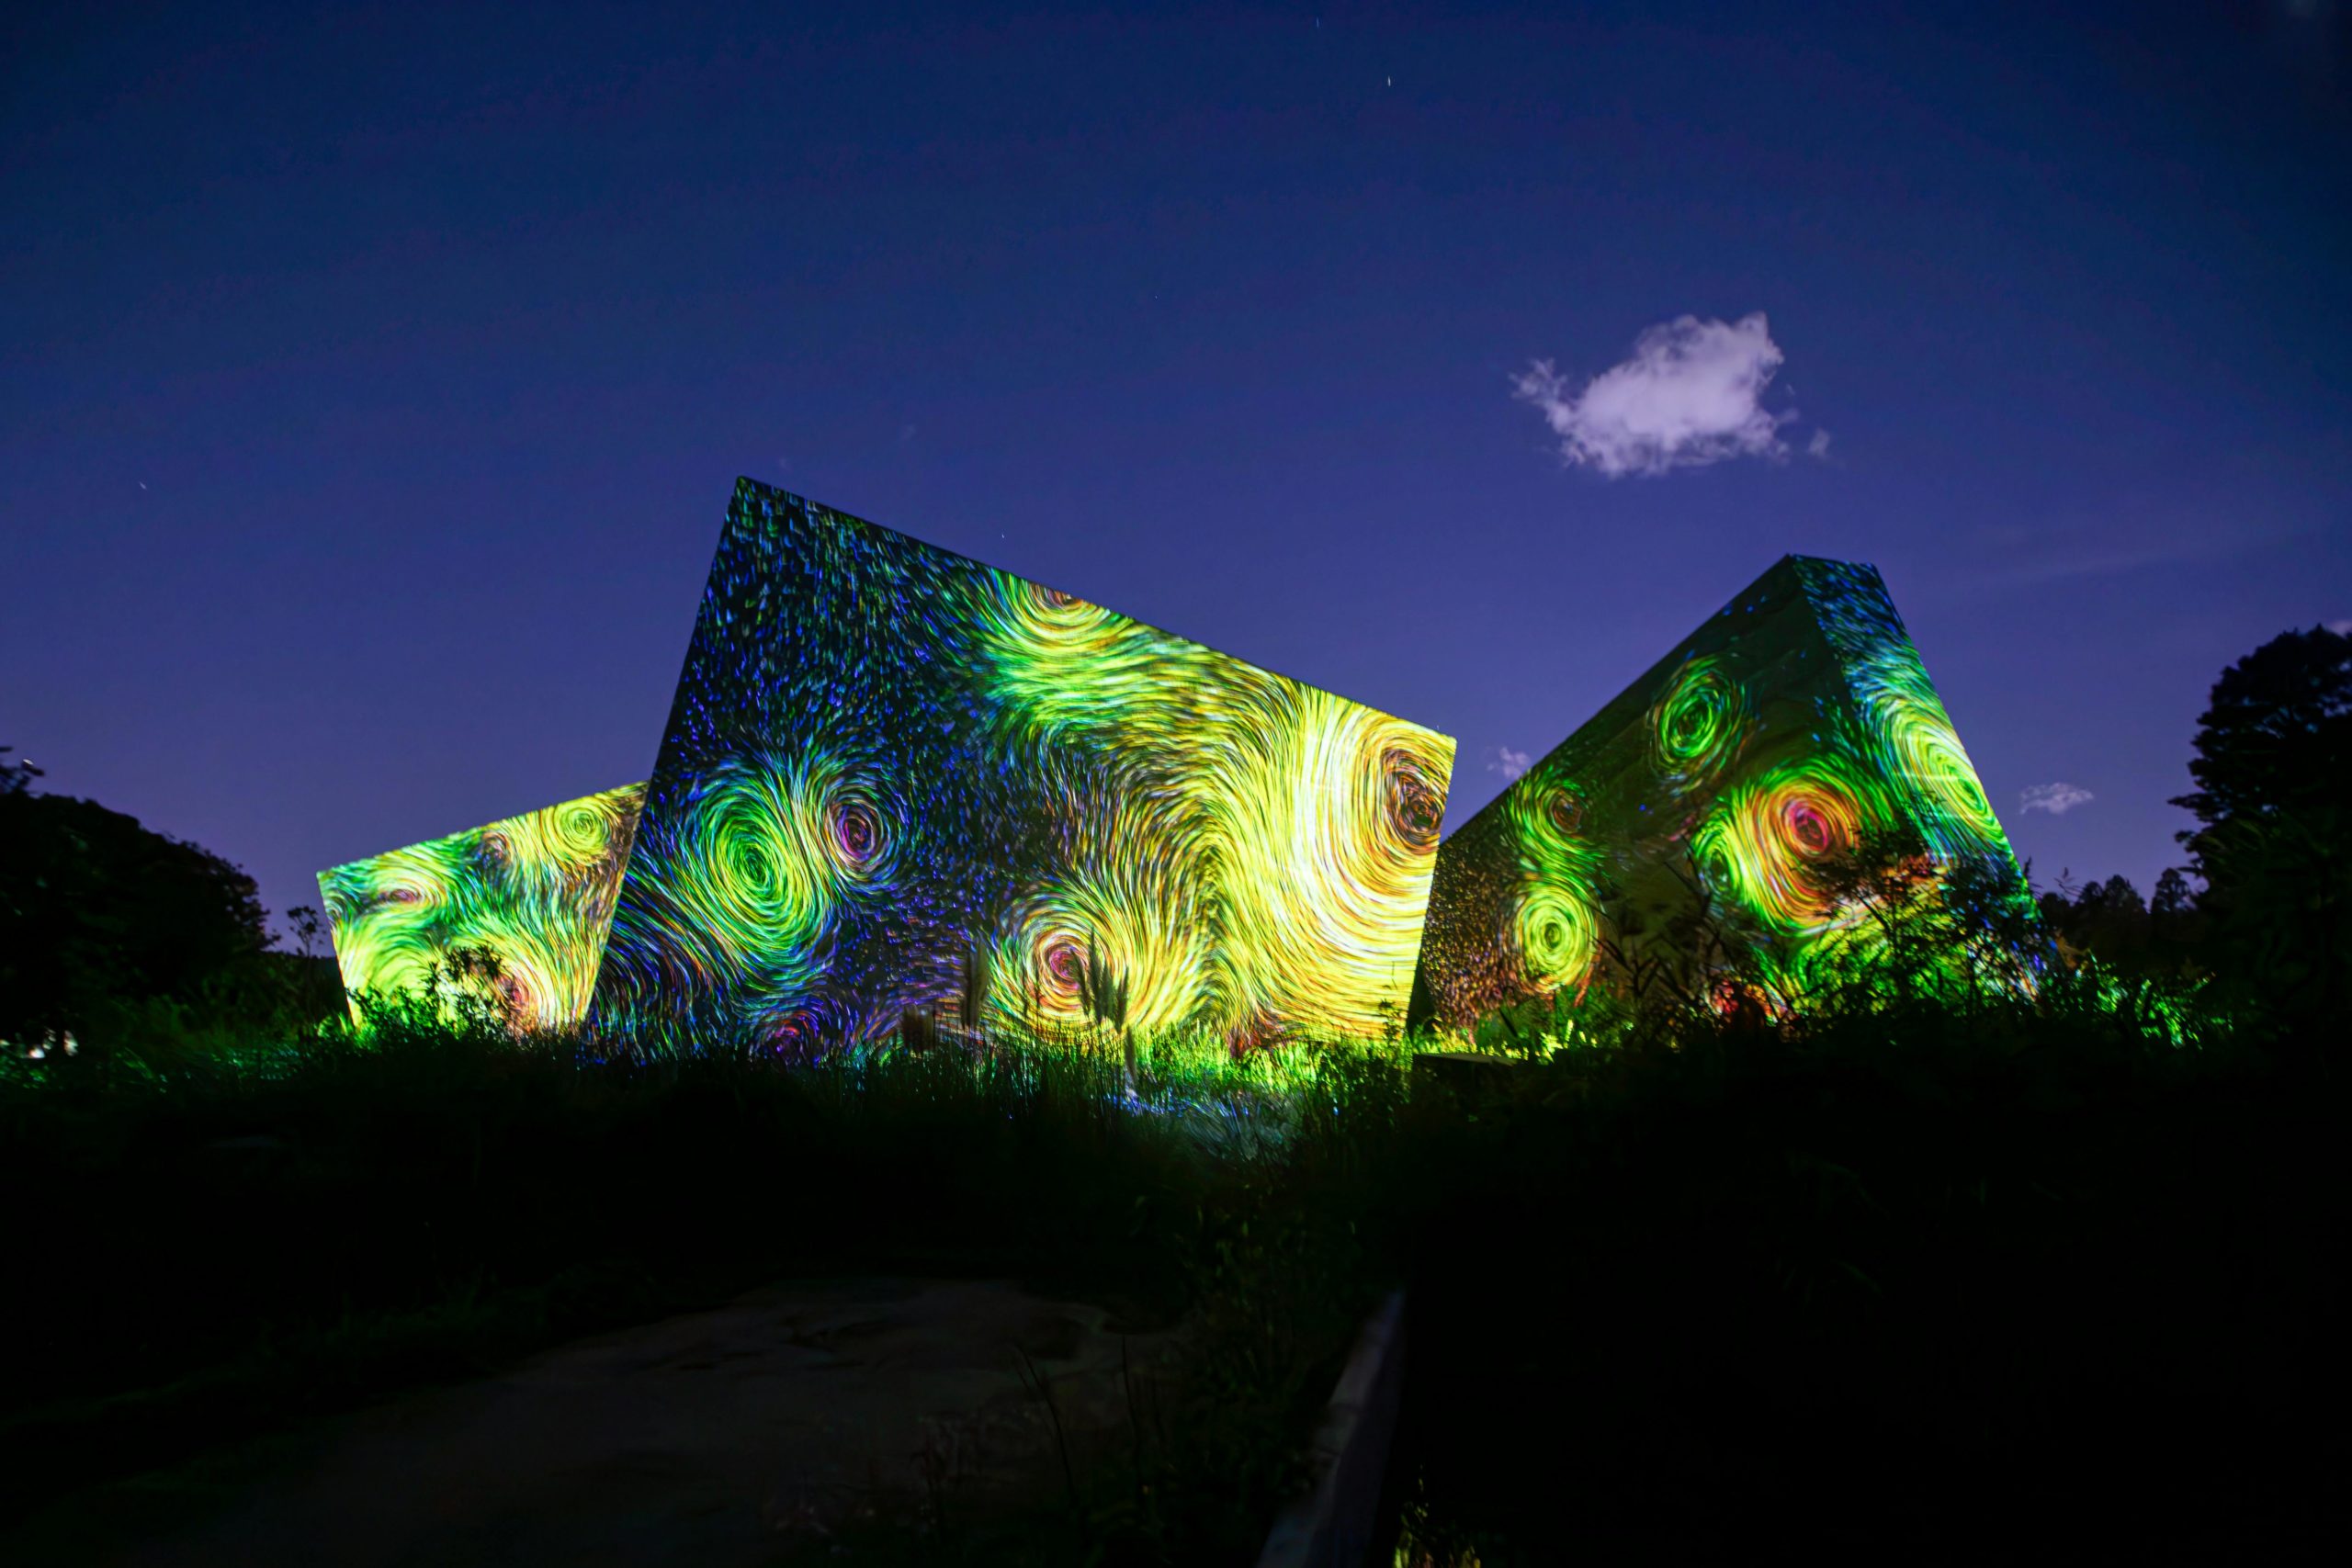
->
[5, 956, 2341, 1561]
[1383, 1001, 2350, 1560]
[0, 1007, 1413, 1561]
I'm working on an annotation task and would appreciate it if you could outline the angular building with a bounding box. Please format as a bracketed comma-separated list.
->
[318, 784, 644, 1032]
[1412, 556, 2023, 1032]
[590, 481, 1455, 1053]
[320, 479, 1457, 1051]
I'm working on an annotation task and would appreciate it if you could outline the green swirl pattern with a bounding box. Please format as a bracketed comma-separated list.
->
[318, 783, 643, 1031]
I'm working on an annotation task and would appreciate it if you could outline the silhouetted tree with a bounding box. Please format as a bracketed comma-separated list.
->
[2150, 867, 2195, 920]
[2082, 876, 2152, 966]
[0, 746, 39, 797]
[0, 786, 270, 1044]
[2149, 867, 2202, 953]
[1796, 826, 2044, 1010]
[2173, 626, 2352, 835]
[2171, 625, 2352, 1024]
[2038, 870, 2214, 975]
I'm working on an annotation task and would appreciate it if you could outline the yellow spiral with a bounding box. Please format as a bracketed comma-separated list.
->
[988, 864, 1207, 1034]
[546, 794, 622, 866]
[1509, 881, 1600, 993]
[320, 845, 455, 1012]
[1199, 683, 1453, 1038]
[317, 782, 645, 1032]
[974, 575, 1207, 748]
[1693, 757, 1883, 932]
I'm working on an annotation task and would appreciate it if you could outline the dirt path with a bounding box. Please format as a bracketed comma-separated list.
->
[15, 1278, 1170, 1566]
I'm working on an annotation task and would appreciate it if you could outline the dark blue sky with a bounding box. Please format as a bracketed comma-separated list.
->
[6, 0, 2348, 931]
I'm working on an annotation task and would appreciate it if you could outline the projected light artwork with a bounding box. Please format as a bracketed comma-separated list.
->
[314, 491, 2007, 1052]
[586, 479, 1456, 1053]
[1413, 557, 2026, 1032]
[319, 784, 646, 1032]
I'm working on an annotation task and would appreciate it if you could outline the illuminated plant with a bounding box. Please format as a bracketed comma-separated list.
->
[1076, 942, 1132, 1033]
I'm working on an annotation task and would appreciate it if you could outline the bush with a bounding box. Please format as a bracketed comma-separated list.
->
[0, 1019, 1407, 1551]
[1388, 996, 2346, 1557]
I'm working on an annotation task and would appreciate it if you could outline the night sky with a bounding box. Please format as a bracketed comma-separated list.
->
[6, 1, 2348, 935]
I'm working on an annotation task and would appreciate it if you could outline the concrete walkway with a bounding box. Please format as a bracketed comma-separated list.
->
[18, 1278, 1170, 1567]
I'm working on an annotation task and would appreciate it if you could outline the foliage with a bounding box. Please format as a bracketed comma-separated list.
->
[2170, 625, 2352, 1029]
[0, 746, 40, 797]
[0, 789, 285, 1049]
[1464, 823, 2062, 1057]
[6, 618, 2348, 1556]
[0, 904, 2312, 1562]
[1769, 827, 2045, 1012]
[2172, 624, 2352, 837]
[1077, 941, 1134, 1034]
[2037, 867, 2207, 976]
[0, 1012, 1411, 1559]
[1388, 991, 2335, 1557]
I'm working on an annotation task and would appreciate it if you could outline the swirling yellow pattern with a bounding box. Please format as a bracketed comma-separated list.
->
[318, 783, 643, 1032]
[1693, 755, 1890, 932]
[972, 571, 1453, 1044]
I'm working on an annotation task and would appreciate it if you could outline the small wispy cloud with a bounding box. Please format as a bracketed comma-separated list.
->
[2019, 783, 2095, 816]
[1963, 505, 2308, 592]
[1806, 428, 1832, 459]
[1513, 311, 1805, 479]
[2326, 618, 2352, 635]
[1489, 746, 1532, 781]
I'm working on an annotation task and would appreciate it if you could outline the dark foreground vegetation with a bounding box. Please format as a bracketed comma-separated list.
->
[1390, 1010, 2347, 1560]
[2, 629, 2346, 1562]
[0, 1020, 1374, 1561]
[6, 986, 2344, 1562]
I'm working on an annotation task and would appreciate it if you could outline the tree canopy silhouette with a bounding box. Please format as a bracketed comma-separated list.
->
[2173, 626, 2352, 838]
[0, 784, 270, 1044]
[2170, 625, 2352, 1023]
[0, 746, 39, 797]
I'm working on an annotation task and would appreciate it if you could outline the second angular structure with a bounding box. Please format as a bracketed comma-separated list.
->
[1414, 556, 2023, 1030]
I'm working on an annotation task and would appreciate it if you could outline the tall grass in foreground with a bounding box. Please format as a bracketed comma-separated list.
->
[4, 949, 2307, 1561]
[1387, 995, 2341, 1560]
[0, 1004, 1422, 1560]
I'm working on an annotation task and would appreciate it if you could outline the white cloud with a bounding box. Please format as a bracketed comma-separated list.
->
[2019, 783, 2095, 816]
[1489, 746, 1532, 781]
[1806, 428, 1833, 459]
[1513, 312, 1799, 479]
[2326, 618, 2352, 635]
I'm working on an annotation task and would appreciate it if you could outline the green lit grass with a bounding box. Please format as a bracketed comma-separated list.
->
[1, 953, 2307, 1562]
